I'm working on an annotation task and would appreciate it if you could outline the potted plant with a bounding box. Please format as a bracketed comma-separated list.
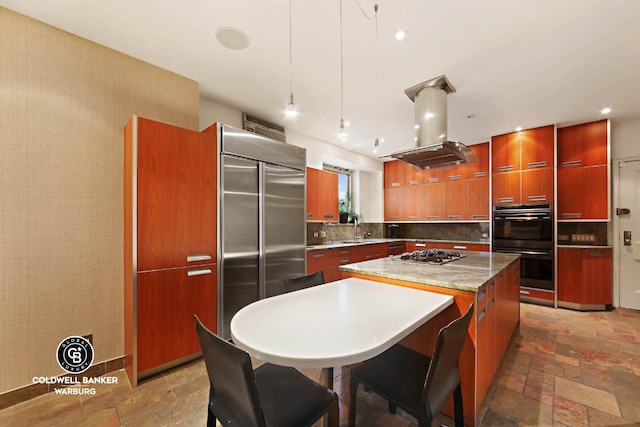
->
[339, 193, 359, 223]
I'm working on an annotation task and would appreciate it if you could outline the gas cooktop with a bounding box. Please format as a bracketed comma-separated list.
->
[396, 249, 465, 265]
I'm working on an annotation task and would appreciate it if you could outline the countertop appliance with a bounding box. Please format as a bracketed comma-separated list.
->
[396, 249, 465, 265]
[217, 124, 306, 339]
[492, 204, 554, 301]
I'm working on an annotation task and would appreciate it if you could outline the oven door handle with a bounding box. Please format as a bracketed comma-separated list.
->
[495, 249, 551, 257]
[498, 216, 551, 221]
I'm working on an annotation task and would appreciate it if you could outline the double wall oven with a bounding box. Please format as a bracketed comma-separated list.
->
[493, 204, 554, 303]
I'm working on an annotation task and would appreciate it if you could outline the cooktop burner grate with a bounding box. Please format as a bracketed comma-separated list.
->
[396, 249, 465, 265]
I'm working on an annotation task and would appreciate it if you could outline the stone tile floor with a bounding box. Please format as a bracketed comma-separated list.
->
[1, 303, 639, 426]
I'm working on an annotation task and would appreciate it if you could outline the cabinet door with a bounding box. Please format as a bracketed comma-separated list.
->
[137, 119, 216, 271]
[406, 241, 433, 252]
[384, 160, 405, 188]
[404, 163, 423, 186]
[384, 187, 403, 221]
[492, 171, 521, 205]
[403, 185, 423, 221]
[422, 183, 444, 221]
[558, 120, 607, 167]
[521, 125, 555, 169]
[492, 133, 520, 173]
[307, 250, 333, 280]
[582, 249, 612, 304]
[443, 163, 468, 181]
[557, 248, 582, 303]
[467, 142, 490, 179]
[521, 168, 554, 204]
[137, 265, 217, 372]
[558, 165, 608, 220]
[319, 170, 339, 221]
[421, 168, 444, 185]
[306, 167, 320, 220]
[444, 180, 468, 220]
[467, 178, 489, 221]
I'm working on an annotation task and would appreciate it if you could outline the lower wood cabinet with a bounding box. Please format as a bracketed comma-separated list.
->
[307, 243, 390, 282]
[136, 265, 217, 374]
[557, 247, 612, 308]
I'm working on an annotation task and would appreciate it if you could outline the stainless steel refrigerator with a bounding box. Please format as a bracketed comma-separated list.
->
[216, 124, 306, 339]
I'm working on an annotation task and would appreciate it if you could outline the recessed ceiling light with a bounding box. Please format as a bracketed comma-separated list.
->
[395, 30, 406, 41]
[601, 107, 612, 115]
[515, 126, 523, 132]
[216, 27, 250, 50]
[414, 124, 420, 130]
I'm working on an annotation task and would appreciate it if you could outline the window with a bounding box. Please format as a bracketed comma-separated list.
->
[324, 164, 352, 208]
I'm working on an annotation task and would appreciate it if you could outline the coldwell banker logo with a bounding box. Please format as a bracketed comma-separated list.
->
[57, 336, 94, 374]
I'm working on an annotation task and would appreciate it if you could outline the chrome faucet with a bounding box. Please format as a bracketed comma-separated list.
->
[353, 218, 358, 241]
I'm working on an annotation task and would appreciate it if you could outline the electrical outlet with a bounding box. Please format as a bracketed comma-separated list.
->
[313, 232, 319, 237]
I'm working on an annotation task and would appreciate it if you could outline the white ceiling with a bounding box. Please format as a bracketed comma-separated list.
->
[3, 0, 640, 160]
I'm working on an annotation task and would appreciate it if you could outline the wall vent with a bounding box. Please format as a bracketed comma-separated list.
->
[242, 113, 286, 143]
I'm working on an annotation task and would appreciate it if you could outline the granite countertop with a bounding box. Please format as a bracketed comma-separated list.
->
[306, 238, 490, 251]
[339, 251, 520, 293]
[557, 245, 613, 249]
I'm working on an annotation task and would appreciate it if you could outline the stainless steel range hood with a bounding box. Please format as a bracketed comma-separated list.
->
[390, 75, 478, 169]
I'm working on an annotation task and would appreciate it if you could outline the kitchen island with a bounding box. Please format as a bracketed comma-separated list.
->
[340, 251, 521, 427]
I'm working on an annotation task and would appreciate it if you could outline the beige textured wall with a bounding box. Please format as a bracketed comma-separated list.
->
[0, 7, 199, 393]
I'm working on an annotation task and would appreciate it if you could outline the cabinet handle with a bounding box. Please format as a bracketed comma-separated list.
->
[427, 215, 440, 220]
[427, 177, 440, 183]
[489, 282, 495, 291]
[478, 309, 486, 322]
[313, 253, 325, 258]
[307, 213, 313, 218]
[528, 161, 547, 168]
[561, 212, 582, 218]
[472, 172, 487, 177]
[448, 215, 462, 219]
[408, 180, 419, 185]
[390, 216, 401, 220]
[498, 165, 514, 172]
[478, 289, 486, 302]
[340, 258, 350, 263]
[187, 254, 212, 262]
[472, 215, 487, 219]
[365, 254, 373, 259]
[340, 250, 350, 255]
[589, 251, 605, 257]
[187, 268, 212, 277]
[448, 175, 461, 181]
[415, 243, 427, 247]
[520, 290, 530, 295]
[408, 216, 419, 220]
[561, 160, 582, 167]
[391, 182, 400, 187]
[497, 197, 514, 203]
[488, 299, 495, 310]
[528, 195, 547, 201]
[323, 214, 334, 218]
[453, 245, 467, 250]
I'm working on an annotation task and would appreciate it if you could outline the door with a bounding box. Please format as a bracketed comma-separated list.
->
[264, 164, 306, 297]
[619, 159, 640, 309]
[220, 155, 260, 338]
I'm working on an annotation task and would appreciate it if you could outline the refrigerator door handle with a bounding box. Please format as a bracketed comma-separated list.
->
[258, 162, 266, 300]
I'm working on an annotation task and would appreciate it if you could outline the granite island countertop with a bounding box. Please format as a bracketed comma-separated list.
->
[307, 238, 490, 251]
[339, 251, 520, 293]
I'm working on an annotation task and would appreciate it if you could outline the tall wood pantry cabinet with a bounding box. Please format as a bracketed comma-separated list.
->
[124, 116, 217, 387]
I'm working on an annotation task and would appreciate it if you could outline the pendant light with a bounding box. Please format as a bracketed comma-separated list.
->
[338, 0, 347, 139]
[285, 0, 298, 118]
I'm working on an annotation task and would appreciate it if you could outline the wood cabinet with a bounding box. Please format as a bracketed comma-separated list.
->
[124, 116, 217, 387]
[492, 171, 521, 205]
[307, 249, 335, 281]
[521, 168, 554, 204]
[558, 119, 608, 167]
[307, 243, 390, 283]
[403, 185, 423, 221]
[422, 183, 444, 220]
[306, 167, 339, 221]
[491, 133, 521, 173]
[384, 187, 403, 221]
[520, 125, 555, 170]
[444, 180, 467, 220]
[467, 178, 489, 220]
[384, 160, 405, 188]
[467, 143, 490, 179]
[557, 247, 612, 307]
[557, 120, 609, 221]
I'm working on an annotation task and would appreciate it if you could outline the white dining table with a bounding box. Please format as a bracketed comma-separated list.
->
[230, 277, 454, 390]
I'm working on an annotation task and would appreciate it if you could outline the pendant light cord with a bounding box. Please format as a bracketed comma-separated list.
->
[340, 0, 344, 122]
[375, 4, 379, 145]
[289, 0, 293, 96]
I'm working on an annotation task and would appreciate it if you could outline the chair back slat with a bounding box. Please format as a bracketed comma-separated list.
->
[279, 271, 325, 293]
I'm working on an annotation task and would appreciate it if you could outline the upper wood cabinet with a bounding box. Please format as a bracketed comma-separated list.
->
[135, 117, 217, 272]
[421, 167, 445, 185]
[467, 177, 490, 220]
[384, 187, 403, 221]
[306, 167, 339, 221]
[403, 185, 423, 221]
[521, 168, 554, 204]
[467, 142, 490, 178]
[557, 120, 609, 220]
[492, 171, 521, 205]
[558, 119, 608, 167]
[492, 133, 521, 173]
[384, 160, 405, 188]
[443, 163, 468, 181]
[520, 125, 555, 170]
[404, 163, 424, 186]
[444, 180, 468, 220]
[422, 183, 444, 221]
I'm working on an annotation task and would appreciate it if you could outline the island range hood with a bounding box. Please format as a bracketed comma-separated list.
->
[390, 75, 478, 169]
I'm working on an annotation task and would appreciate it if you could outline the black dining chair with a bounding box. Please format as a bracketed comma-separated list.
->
[348, 303, 474, 427]
[194, 315, 339, 427]
[278, 270, 325, 293]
